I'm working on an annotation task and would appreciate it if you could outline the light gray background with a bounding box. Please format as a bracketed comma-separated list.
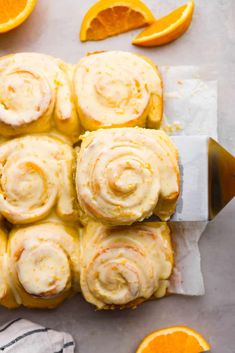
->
[0, 1, 235, 352]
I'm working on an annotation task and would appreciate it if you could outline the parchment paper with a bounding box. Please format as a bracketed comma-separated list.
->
[161, 65, 217, 138]
[162, 66, 217, 296]
[0, 64, 217, 297]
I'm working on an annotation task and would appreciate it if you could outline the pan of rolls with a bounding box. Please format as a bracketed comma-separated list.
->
[0, 51, 181, 310]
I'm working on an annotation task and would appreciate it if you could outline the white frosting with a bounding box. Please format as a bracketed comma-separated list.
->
[74, 51, 162, 129]
[0, 67, 52, 126]
[0, 135, 76, 223]
[81, 222, 173, 308]
[17, 240, 70, 297]
[8, 222, 80, 301]
[76, 128, 179, 225]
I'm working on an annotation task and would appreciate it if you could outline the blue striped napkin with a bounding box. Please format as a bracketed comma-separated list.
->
[0, 318, 75, 352]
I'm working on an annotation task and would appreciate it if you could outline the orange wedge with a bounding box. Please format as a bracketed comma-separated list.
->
[0, 0, 37, 33]
[133, 1, 194, 47]
[80, 0, 155, 42]
[136, 326, 211, 353]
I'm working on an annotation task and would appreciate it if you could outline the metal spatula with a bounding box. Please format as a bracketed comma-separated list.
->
[164, 136, 235, 221]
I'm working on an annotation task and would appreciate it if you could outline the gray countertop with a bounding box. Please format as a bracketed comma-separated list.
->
[0, 1, 235, 352]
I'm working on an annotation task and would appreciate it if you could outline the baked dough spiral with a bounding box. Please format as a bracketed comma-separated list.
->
[0, 221, 80, 309]
[76, 128, 180, 225]
[80, 221, 173, 309]
[0, 135, 77, 224]
[73, 51, 163, 130]
[0, 53, 80, 140]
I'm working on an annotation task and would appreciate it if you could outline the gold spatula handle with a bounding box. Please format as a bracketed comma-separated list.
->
[209, 138, 235, 219]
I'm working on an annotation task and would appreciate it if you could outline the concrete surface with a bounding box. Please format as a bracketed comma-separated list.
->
[0, 1, 235, 352]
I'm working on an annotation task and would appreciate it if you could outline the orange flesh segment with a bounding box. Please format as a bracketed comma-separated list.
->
[141, 331, 209, 353]
[0, 0, 28, 23]
[138, 4, 187, 38]
[87, 6, 147, 40]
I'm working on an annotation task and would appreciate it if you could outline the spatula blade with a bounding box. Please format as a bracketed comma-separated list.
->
[150, 136, 235, 222]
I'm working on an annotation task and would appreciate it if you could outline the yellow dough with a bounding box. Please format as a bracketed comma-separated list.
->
[0, 51, 163, 137]
[1, 221, 80, 309]
[0, 224, 18, 308]
[0, 53, 80, 141]
[73, 51, 163, 130]
[0, 51, 183, 311]
[76, 128, 180, 225]
[80, 221, 173, 309]
[0, 135, 78, 224]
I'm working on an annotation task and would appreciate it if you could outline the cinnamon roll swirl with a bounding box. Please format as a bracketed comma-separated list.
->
[2, 221, 80, 309]
[76, 128, 180, 225]
[0, 135, 77, 224]
[0, 53, 80, 140]
[73, 51, 163, 130]
[80, 221, 173, 309]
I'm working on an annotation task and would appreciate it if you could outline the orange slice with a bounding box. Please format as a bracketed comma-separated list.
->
[80, 0, 155, 42]
[136, 326, 211, 353]
[132, 1, 194, 47]
[0, 0, 37, 33]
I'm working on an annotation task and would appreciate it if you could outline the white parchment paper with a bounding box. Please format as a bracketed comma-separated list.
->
[162, 66, 218, 296]
[169, 222, 207, 296]
[161, 66, 217, 138]
[0, 64, 217, 298]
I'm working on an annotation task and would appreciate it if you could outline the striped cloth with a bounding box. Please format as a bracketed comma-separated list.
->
[0, 318, 75, 352]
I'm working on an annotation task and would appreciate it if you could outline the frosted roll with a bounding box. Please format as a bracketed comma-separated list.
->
[0, 222, 80, 309]
[74, 51, 163, 130]
[0, 135, 77, 224]
[0, 53, 80, 140]
[80, 221, 173, 309]
[76, 128, 180, 225]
